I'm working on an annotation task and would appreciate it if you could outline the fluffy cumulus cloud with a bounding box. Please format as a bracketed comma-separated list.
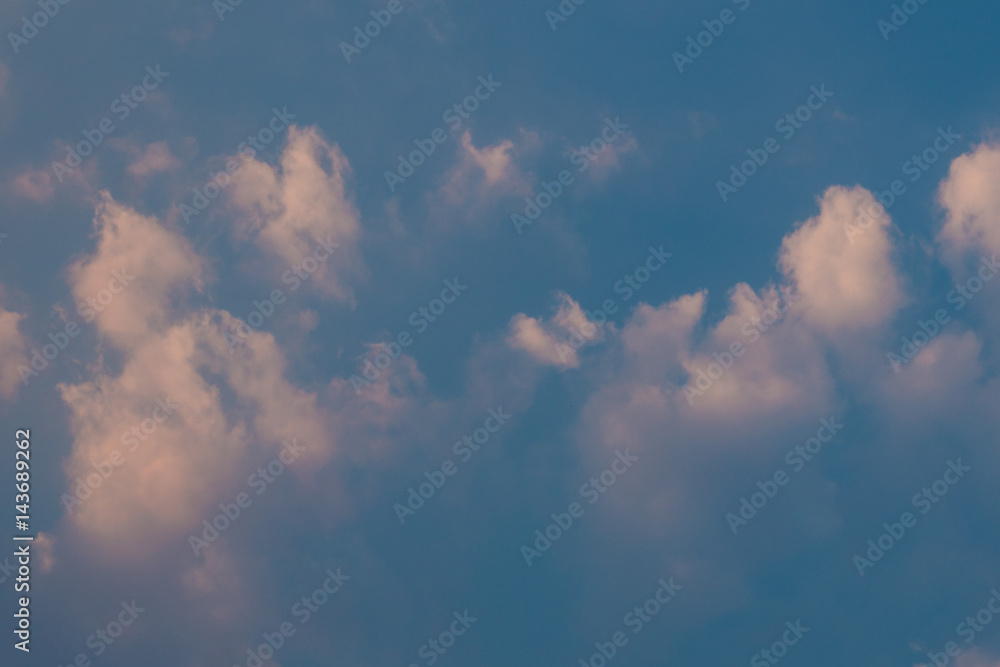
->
[780, 185, 905, 334]
[227, 125, 363, 301]
[507, 291, 606, 368]
[57, 192, 334, 560]
[938, 142, 1000, 261]
[496, 144, 1000, 653]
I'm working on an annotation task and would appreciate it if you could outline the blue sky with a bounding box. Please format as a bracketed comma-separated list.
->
[2, 1, 1000, 666]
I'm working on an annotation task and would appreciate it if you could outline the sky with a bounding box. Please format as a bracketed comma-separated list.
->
[1, 0, 1000, 666]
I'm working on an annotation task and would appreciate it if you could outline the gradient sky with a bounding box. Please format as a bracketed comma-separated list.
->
[2, 1, 1000, 666]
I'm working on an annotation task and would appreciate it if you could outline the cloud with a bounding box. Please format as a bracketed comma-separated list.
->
[11, 167, 54, 202]
[779, 185, 905, 333]
[938, 142, 1000, 261]
[58, 194, 334, 560]
[227, 125, 363, 301]
[440, 131, 531, 204]
[68, 192, 205, 348]
[0, 296, 27, 399]
[577, 134, 639, 183]
[507, 292, 605, 368]
[123, 140, 182, 178]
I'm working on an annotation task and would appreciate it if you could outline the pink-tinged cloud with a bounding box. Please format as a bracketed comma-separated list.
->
[11, 168, 54, 202]
[507, 292, 606, 368]
[0, 297, 27, 399]
[68, 192, 205, 348]
[938, 142, 1000, 261]
[125, 140, 182, 178]
[780, 185, 905, 333]
[58, 194, 334, 560]
[228, 125, 363, 302]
